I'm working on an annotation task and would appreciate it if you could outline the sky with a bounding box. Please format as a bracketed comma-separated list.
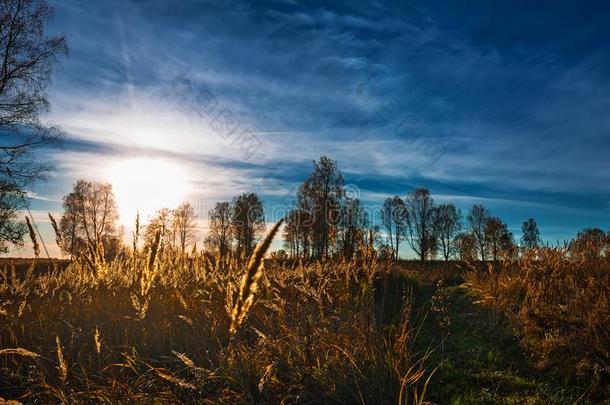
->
[12, 0, 610, 257]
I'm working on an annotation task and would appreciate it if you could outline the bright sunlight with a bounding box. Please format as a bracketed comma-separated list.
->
[107, 158, 190, 223]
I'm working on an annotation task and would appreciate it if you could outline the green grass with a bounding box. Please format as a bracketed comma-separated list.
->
[410, 279, 599, 404]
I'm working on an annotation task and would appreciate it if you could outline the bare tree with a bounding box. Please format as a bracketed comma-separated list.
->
[283, 209, 298, 258]
[0, 0, 67, 250]
[143, 208, 173, 250]
[521, 218, 541, 250]
[338, 197, 368, 259]
[433, 203, 462, 260]
[455, 232, 477, 261]
[231, 192, 265, 259]
[59, 180, 119, 257]
[0, 191, 25, 252]
[172, 202, 197, 253]
[405, 187, 436, 261]
[381, 196, 407, 260]
[467, 204, 489, 261]
[283, 208, 312, 259]
[484, 216, 515, 261]
[298, 156, 344, 259]
[206, 201, 232, 265]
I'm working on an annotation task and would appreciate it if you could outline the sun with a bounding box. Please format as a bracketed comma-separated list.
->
[107, 158, 191, 224]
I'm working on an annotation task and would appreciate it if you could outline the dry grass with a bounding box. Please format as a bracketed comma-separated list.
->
[0, 223, 432, 403]
[464, 245, 610, 385]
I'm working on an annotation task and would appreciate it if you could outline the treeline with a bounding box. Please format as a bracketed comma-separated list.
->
[54, 180, 267, 263]
[280, 156, 539, 262]
[53, 156, 609, 263]
[57, 180, 199, 260]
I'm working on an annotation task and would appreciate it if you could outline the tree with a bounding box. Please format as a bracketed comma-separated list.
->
[467, 204, 489, 261]
[484, 216, 515, 261]
[59, 180, 119, 257]
[455, 232, 476, 261]
[0, 0, 67, 250]
[405, 187, 436, 261]
[143, 208, 172, 250]
[298, 209, 313, 259]
[338, 197, 368, 259]
[283, 209, 299, 258]
[171, 202, 197, 253]
[521, 218, 541, 250]
[283, 208, 312, 259]
[432, 203, 462, 260]
[231, 192, 265, 259]
[381, 196, 407, 260]
[206, 201, 232, 265]
[0, 191, 26, 252]
[297, 156, 344, 259]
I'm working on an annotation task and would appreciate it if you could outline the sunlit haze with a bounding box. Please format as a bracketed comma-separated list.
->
[106, 158, 191, 224]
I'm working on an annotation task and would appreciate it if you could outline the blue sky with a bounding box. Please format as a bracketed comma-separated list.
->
[15, 0, 610, 256]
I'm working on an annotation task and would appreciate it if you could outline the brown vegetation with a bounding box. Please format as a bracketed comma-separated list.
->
[0, 225, 433, 403]
[465, 242, 610, 385]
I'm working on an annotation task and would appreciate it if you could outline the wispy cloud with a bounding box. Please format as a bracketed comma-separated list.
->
[21, 0, 609, 255]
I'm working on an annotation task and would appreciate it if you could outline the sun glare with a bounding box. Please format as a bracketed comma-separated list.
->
[107, 158, 190, 224]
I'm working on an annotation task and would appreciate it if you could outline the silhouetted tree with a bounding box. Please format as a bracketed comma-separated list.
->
[206, 202, 232, 265]
[468, 204, 489, 261]
[433, 203, 462, 260]
[0, 0, 67, 251]
[297, 156, 344, 259]
[172, 202, 197, 253]
[283, 208, 311, 259]
[0, 192, 26, 252]
[144, 208, 172, 250]
[283, 209, 299, 258]
[456, 232, 477, 261]
[338, 197, 368, 259]
[381, 196, 407, 260]
[59, 180, 119, 257]
[484, 216, 515, 261]
[231, 192, 265, 259]
[405, 187, 436, 261]
[521, 218, 541, 250]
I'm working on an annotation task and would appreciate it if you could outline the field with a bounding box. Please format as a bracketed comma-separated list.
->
[1, 238, 608, 404]
[2, 0, 610, 403]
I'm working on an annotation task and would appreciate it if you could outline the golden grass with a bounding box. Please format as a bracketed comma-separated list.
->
[230, 218, 283, 336]
[0, 222, 431, 403]
[464, 245, 610, 382]
[0, 348, 40, 358]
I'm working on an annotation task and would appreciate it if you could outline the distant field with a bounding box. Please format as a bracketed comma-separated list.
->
[0, 256, 482, 275]
[0, 258, 71, 274]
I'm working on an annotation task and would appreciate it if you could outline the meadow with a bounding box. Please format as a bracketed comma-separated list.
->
[1, 0, 609, 403]
[1, 226, 608, 404]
